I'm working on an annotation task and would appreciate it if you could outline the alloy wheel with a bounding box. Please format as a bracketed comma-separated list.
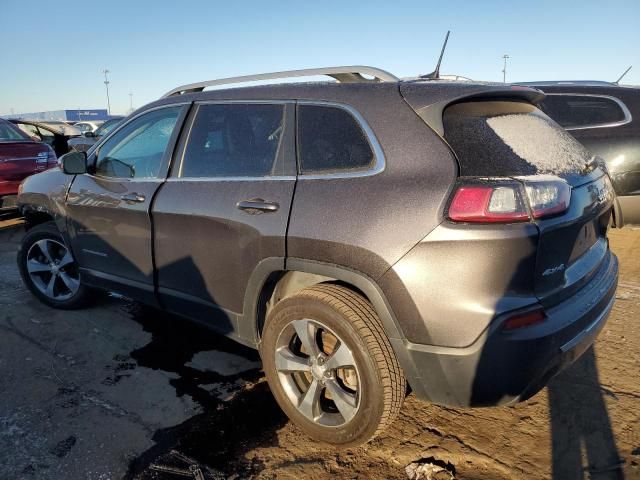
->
[26, 239, 80, 301]
[275, 318, 361, 427]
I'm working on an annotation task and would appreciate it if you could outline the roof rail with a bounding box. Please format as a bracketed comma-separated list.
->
[161, 66, 399, 98]
[517, 80, 617, 87]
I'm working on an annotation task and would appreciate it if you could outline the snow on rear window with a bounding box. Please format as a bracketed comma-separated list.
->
[443, 101, 592, 177]
[486, 114, 587, 173]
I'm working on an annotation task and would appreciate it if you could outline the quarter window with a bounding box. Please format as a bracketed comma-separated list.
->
[539, 94, 629, 129]
[94, 106, 181, 178]
[180, 103, 285, 177]
[297, 105, 374, 174]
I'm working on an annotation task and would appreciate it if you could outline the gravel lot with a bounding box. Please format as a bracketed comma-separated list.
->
[1, 218, 638, 480]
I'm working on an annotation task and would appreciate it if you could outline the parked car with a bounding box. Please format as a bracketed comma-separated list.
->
[0, 118, 57, 210]
[74, 121, 104, 134]
[68, 117, 124, 152]
[518, 81, 640, 225]
[9, 119, 81, 157]
[16, 66, 618, 446]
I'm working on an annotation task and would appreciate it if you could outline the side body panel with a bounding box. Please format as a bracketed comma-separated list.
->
[286, 86, 459, 280]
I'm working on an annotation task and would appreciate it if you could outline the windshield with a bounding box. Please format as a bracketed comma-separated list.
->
[0, 121, 30, 142]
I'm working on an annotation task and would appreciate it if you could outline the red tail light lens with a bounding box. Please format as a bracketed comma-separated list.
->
[448, 177, 571, 223]
[502, 308, 547, 331]
[448, 185, 529, 223]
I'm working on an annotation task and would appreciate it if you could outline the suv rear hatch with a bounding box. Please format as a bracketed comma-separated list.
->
[402, 85, 615, 308]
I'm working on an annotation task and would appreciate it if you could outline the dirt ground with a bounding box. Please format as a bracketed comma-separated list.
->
[0, 217, 638, 480]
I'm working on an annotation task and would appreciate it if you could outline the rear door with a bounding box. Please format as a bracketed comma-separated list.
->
[65, 104, 188, 302]
[441, 99, 615, 306]
[152, 101, 296, 336]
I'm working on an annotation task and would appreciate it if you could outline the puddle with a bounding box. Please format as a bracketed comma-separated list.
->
[119, 302, 288, 478]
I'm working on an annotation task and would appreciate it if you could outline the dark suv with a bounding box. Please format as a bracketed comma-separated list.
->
[16, 67, 618, 446]
[520, 81, 640, 225]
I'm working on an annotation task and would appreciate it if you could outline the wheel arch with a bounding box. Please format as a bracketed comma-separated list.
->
[242, 257, 433, 400]
[242, 257, 406, 348]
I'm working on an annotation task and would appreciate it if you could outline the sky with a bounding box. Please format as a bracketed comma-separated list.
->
[1, 0, 639, 116]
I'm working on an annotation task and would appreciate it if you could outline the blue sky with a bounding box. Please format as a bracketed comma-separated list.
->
[1, 0, 638, 115]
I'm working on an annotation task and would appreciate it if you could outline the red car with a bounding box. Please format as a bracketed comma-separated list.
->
[0, 118, 57, 210]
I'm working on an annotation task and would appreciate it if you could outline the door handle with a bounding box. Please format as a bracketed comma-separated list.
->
[121, 193, 146, 204]
[236, 199, 279, 214]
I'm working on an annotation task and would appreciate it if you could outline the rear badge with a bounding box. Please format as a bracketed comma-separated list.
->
[543, 264, 565, 276]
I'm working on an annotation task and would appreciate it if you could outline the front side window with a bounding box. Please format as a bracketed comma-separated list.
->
[539, 94, 629, 129]
[297, 105, 374, 174]
[180, 103, 284, 177]
[94, 106, 181, 179]
[95, 119, 122, 137]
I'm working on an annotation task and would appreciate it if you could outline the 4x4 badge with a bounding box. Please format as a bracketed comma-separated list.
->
[543, 264, 565, 276]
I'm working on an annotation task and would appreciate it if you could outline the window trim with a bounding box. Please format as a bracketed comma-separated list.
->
[296, 100, 385, 179]
[173, 100, 295, 181]
[88, 103, 189, 181]
[544, 93, 632, 131]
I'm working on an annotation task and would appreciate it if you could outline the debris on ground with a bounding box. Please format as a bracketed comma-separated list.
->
[405, 457, 456, 480]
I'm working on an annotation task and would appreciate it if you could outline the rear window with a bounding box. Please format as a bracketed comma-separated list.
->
[297, 105, 374, 174]
[442, 100, 592, 177]
[0, 121, 29, 142]
[539, 94, 629, 129]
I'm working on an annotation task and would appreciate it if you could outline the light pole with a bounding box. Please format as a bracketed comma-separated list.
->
[502, 54, 510, 83]
[129, 92, 133, 112]
[102, 69, 111, 115]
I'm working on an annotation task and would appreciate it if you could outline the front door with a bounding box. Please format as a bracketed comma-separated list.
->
[65, 105, 188, 302]
[152, 102, 296, 337]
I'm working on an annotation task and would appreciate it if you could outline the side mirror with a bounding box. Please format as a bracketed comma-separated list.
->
[60, 151, 87, 175]
[84, 131, 96, 138]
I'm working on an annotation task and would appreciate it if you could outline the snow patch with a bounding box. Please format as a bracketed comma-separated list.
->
[487, 114, 588, 174]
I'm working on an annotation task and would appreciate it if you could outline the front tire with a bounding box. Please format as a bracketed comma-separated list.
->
[18, 222, 91, 309]
[261, 284, 405, 446]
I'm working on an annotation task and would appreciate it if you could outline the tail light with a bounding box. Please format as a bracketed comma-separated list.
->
[448, 177, 570, 223]
[524, 179, 571, 219]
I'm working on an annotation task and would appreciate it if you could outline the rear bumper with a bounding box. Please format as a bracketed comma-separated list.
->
[392, 250, 618, 407]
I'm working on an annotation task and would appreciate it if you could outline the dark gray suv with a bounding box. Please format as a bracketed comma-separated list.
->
[16, 66, 619, 446]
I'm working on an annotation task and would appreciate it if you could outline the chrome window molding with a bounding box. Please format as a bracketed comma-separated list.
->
[166, 176, 296, 182]
[545, 93, 633, 131]
[296, 100, 386, 180]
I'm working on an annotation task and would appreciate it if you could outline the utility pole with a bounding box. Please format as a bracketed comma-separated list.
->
[129, 92, 133, 112]
[102, 69, 111, 115]
[502, 54, 510, 83]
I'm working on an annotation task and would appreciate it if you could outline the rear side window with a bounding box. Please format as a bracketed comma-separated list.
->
[443, 100, 592, 177]
[539, 94, 630, 129]
[0, 121, 28, 141]
[180, 103, 284, 177]
[297, 105, 374, 174]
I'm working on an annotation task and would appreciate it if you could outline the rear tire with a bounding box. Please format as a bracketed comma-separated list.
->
[17, 222, 91, 309]
[260, 284, 405, 446]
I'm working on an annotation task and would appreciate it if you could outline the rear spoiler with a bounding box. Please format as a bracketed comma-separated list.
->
[400, 83, 545, 136]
